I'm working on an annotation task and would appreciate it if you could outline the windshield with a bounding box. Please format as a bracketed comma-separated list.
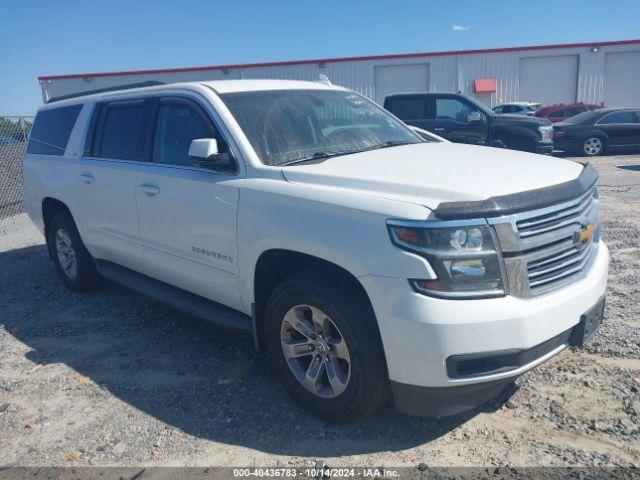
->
[220, 89, 422, 166]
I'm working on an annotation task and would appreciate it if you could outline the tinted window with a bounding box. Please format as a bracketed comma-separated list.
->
[27, 105, 82, 155]
[152, 100, 221, 166]
[597, 111, 637, 124]
[436, 98, 476, 121]
[562, 110, 600, 124]
[563, 107, 583, 118]
[389, 98, 426, 120]
[548, 109, 566, 119]
[492, 106, 503, 113]
[97, 100, 146, 160]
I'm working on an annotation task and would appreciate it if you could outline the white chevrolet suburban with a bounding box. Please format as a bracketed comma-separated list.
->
[22, 80, 608, 422]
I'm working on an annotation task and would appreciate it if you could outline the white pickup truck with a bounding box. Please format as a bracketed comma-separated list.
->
[22, 80, 608, 422]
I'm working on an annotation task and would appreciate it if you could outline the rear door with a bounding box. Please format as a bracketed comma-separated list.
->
[135, 95, 242, 310]
[77, 99, 150, 271]
[596, 110, 640, 147]
[385, 96, 429, 129]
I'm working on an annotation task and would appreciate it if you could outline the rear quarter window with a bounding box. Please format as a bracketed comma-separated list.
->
[27, 104, 83, 155]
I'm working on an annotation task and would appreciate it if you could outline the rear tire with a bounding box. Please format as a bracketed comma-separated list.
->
[49, 211, 100, 292]
[582, 136, 605, 156]
[265, 269, 389, 422]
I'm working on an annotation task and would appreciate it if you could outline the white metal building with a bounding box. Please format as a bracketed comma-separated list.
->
[38, 39, 640, 108]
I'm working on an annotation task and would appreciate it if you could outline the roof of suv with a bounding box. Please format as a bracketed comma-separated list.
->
[43, 79, 345, 109]
[202, 79, 344, 93]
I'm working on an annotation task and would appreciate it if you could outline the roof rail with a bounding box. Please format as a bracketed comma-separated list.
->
[46, 81, 165, 103]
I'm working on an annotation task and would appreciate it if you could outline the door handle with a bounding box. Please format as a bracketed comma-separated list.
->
[81, 173, 95, 184]
[433, 128, 446, 132]
[139, 183, 160, 196]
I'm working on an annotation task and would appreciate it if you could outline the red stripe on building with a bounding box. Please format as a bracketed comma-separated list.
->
[38, 39, 640, 81]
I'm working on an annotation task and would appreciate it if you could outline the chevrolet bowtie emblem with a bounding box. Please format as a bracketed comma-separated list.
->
[574, 223, 595, 246]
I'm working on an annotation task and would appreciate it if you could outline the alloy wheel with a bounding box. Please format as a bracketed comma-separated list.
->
[583, 137, 603, 156]
[280, 304, 351, 398]
[55, 229, 78, 280]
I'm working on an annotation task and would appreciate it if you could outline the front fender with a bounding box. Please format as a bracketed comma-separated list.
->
[236, 180, 434, 312]
[494, 126, 539, 143]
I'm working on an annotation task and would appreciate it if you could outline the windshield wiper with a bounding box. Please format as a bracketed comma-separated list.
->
[279, 151, 340, 166]
[279, 141, 412, 167]
[372, 140, 411, 150]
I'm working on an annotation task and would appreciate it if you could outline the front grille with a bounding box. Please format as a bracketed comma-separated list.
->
[491, 188, 599, 298]
[516, 191, 593, 239]
[527, 242, 595, 293]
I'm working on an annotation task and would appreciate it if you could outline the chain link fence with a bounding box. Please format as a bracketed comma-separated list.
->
[0, 115, 34, 235]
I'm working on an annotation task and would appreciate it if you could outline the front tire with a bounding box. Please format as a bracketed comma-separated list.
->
[49, 211, 100, 292]
[265, 269, 389, 422]
[582, 136, 605, 156]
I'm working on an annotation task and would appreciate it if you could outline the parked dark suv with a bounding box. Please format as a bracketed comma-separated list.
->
[384, 93, 553, 154]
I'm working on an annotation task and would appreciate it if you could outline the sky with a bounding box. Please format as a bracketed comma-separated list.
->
[1, 0, 639, 114]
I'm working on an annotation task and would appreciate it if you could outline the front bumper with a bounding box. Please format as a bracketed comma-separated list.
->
[391, 298, 604, 417]
[359, 240, 609, 416]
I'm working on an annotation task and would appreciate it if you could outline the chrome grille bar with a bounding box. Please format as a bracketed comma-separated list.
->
[517, 193, 594, 238]
[529, 244, 595, 289]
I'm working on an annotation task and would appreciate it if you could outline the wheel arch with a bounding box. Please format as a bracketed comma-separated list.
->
[42, 197, 73, 259]
[581, 129, 609, 142]
[252, 249, 379, 351]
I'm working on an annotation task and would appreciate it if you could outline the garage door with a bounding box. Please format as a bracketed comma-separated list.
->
[604, 51, 640, 107]
[374, 64, 429, 105]
[519, 55, 578, 105]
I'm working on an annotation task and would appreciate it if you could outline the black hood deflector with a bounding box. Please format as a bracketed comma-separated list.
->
[434, 163, 597, 220]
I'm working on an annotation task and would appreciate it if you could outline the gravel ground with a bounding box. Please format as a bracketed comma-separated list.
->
[0, 154, 638, 468]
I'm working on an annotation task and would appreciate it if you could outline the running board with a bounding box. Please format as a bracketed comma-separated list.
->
[95, 261, 252, 334]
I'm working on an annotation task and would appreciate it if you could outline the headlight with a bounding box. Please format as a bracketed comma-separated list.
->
[388, 221, 505, 299]
[538, 125, 553, 143]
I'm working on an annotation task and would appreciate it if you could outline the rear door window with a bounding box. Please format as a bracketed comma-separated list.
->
[389, 98, 427, 121]
[93, 99, 147, 160]
[27, 104, 82, 155]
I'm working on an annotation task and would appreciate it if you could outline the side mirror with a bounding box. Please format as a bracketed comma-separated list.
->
[467, 111, 482, 123]
[188, 138, 234, 171]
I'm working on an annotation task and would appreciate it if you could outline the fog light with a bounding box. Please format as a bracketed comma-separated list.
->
[449, 259, 486, 277]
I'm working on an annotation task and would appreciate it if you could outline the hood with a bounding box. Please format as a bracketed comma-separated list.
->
[281, 143, 583, 210]
[492, 113, 552, 126]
